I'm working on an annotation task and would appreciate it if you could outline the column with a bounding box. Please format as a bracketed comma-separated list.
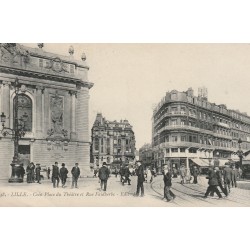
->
[2, 81, 11, 128]
[70, 91, 77, 140]
[36, 86, 43, 137]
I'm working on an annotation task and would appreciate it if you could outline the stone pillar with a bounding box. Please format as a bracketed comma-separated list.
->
[2, 81, 11, 128]
[70, 91, 77, 140]
[36, 86, 44, 137]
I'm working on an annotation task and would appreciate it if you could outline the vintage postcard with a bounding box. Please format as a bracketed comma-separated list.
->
[0, 43, 250, 207]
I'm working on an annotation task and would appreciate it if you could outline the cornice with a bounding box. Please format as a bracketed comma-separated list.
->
[0, 65, 94, 89]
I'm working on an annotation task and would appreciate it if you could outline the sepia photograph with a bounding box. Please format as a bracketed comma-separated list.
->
[1, 43, 250, 207]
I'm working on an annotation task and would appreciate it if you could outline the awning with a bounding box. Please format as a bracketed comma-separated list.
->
[190, 158, 230, 167]
[190, 158, 210, 167]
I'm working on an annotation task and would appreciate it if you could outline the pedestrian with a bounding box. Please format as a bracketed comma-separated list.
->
[204, 168, 223, 199]
[26, 163, 32, 183]
[98, 162, 110, 191]
[223, 164, 232, 194]
[120, 165, 126, 182]
[122, 165, 131, 185]
[210, 167, 228, 197]
[47, 167, 51, 179]
[135, 161, 145, 197]
[20, 163, 25, 180]
[192, 166, 199, 184]
[146, 168, 152, 183]
[238, 167, 243, 179]
[180, 164, 186, 184]
[52, 162, 60, 188]
[35, 164, 41, 184]
[60, 163, 68, 188]
[172, 167, 178, 178]
[151, 168, 156, 179]
[71, 163, 80, 188]
[162, 165, 176, 202]
[231, 165, 238, 188]
[114, 167, 118, 178]
[30, 162, 35, 182]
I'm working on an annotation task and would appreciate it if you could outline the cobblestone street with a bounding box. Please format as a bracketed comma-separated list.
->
[0, 174, 250, 206]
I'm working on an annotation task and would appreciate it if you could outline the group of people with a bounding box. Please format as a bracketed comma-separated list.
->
[26, 162, 42, 184]
[25, 162, 81, 188]
[50, 162, 81, 188]
[204, 164, 238, 199]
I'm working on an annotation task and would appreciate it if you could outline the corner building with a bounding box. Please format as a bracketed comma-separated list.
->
[152, 88, 250, 172]
[0, 44, 93, 178]
[91, 113, 136, 167]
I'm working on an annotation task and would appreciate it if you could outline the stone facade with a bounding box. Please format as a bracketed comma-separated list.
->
[152, 87, 249, 172]
[0, 43, 93, 179]
[91, 113, 136, 167]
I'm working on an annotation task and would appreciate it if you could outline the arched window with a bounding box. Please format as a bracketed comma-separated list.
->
[13, 94, 32, 132]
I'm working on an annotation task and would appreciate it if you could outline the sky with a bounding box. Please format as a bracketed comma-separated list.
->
[25, 43, 250, 149]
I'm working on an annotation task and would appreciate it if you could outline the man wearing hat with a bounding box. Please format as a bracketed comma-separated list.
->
[71, 163, 80, 188]
[35, 163, 42, 184]
[163, 165, 176, 202]
[52, 162, 60, 188]
[98, 162, 110, 191]
[135, 161, 145, 197]
[192, 166, 200, 184]
[60, 163, 69, 188]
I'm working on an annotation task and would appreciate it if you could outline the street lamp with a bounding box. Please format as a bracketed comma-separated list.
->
[214, 151, 220, 168]
[237, 138, 243, 170]
[1, 78, 26, 183]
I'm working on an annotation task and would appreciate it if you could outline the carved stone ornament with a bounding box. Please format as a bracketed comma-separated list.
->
[0, 43, 30, 64]
[50, 94, 64, 134]
[20, 84, 27, 92]
[44, 57, 69, 73]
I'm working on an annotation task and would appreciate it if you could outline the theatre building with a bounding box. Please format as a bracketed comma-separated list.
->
[152, 87, 250, 172]
[0, 43, 93, 179]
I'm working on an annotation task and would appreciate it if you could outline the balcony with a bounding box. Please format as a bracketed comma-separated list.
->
[214, 133, 232, 140]
[155, 124, 200, 135]
[155, 141, 234, 152]
[216, 122, 230, 128]
[154, 111, 189, 126]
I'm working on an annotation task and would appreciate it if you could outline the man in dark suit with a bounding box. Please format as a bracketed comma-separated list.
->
[204, 168, 222, 199]
[52, 162, 60, 188]
[60, 163, 68, 188]
[163, 165, 176, 202]
[192, 166, 200, 184]
[135, 161, 145, 197]
[98, 162, 110, 191]
[35, 164, 41, 184]
[71, 163, 80, 188]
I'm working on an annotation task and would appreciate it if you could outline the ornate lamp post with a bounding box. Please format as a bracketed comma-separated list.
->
[0, 78, 26, 183]
[237, 138, 243, 169]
